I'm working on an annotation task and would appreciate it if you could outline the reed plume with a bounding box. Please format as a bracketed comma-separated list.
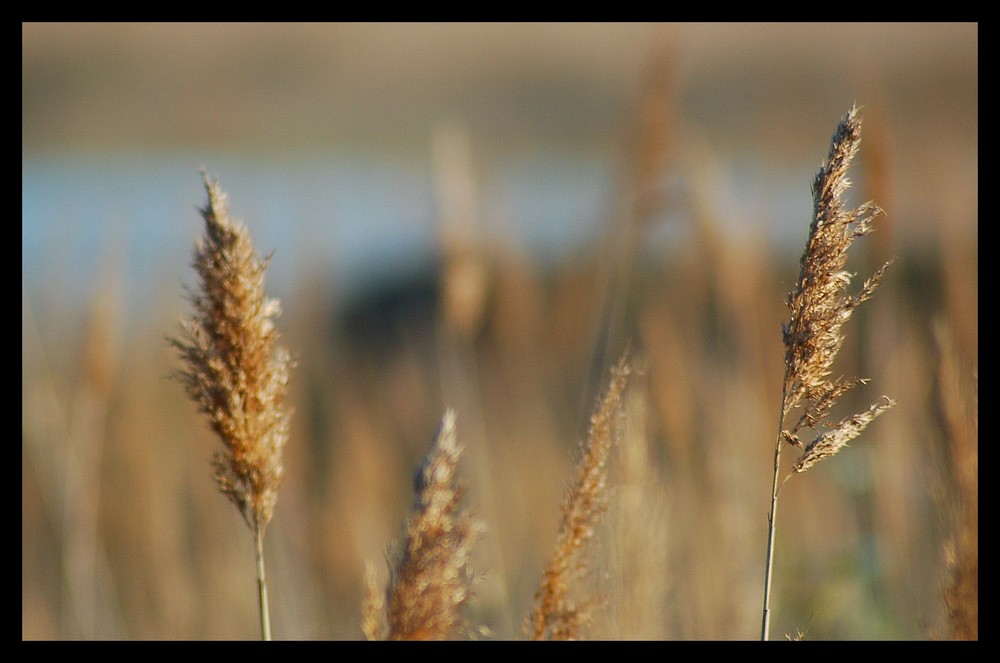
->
[526, 356, 630, 640]
[170, 170, 293, 640]
[760, 107, 895, 640]
[367, 409, 480, 640]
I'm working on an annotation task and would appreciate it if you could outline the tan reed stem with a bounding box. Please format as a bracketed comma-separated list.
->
[255, 528, 271, 641]
[761, 398, 787, 640]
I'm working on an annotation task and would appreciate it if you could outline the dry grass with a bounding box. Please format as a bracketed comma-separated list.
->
[761, 107, 896, 640]
[526, 356, 630, 640]
[21, 109, 976, 642]
[169, 171, 294, 640]
[364, 409, 480, 640]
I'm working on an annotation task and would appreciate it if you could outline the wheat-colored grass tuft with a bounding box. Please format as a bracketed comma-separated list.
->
[761, 107, 895, 640]
[170, 169, 293, 639]
[374, 409, 480, 640]
[526, 355, 630, 640]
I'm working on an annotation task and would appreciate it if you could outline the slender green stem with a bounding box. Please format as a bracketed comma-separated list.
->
[761, 402, 787, 641]
[254, 529, 272, 641]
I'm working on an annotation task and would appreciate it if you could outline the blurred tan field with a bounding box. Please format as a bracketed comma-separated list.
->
[22, 23, 977, 640]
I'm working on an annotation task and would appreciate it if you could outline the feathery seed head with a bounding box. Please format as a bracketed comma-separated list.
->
[382, 410, 481, 641]
[783, 106, 889, 412]
[779, 106, 894, 475]
[171, 170, 293, 538]
[527, 356, 631, 640]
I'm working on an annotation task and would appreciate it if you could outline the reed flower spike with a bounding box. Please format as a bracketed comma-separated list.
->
[527, 356, 631, 640]
[171, 170, 293, 640]
[367, 410, 480, 641]
[760, 107, 895, 640]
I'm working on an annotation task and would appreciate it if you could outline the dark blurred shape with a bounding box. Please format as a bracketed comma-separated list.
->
[335, 260, 442, 360]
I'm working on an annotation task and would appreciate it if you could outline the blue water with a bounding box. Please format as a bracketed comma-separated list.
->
[22, 147, 808, 324]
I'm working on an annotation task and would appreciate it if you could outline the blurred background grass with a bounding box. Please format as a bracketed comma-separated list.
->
[22, 22, 977, 640]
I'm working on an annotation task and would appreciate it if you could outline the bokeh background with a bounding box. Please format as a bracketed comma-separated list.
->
[22, 23, 977, 640]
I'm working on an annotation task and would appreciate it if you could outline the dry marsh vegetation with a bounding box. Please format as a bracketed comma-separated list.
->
[526, 357, 630, 640]
[760, 107, 895, 640]
[365, 409, 480, 641]
[169, 171, 294, 639]
[22, 97, 977, 640]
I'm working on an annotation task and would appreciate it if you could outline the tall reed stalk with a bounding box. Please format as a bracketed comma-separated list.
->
[760, 107, 895, 640]
[527, 355, 630, 640]
[170, 170, 293, 640]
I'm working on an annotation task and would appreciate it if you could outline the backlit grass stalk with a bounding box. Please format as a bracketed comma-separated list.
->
[760, 108, 895, 640]
[527, 356, 630, 640]
[171, 170, 293, 640]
